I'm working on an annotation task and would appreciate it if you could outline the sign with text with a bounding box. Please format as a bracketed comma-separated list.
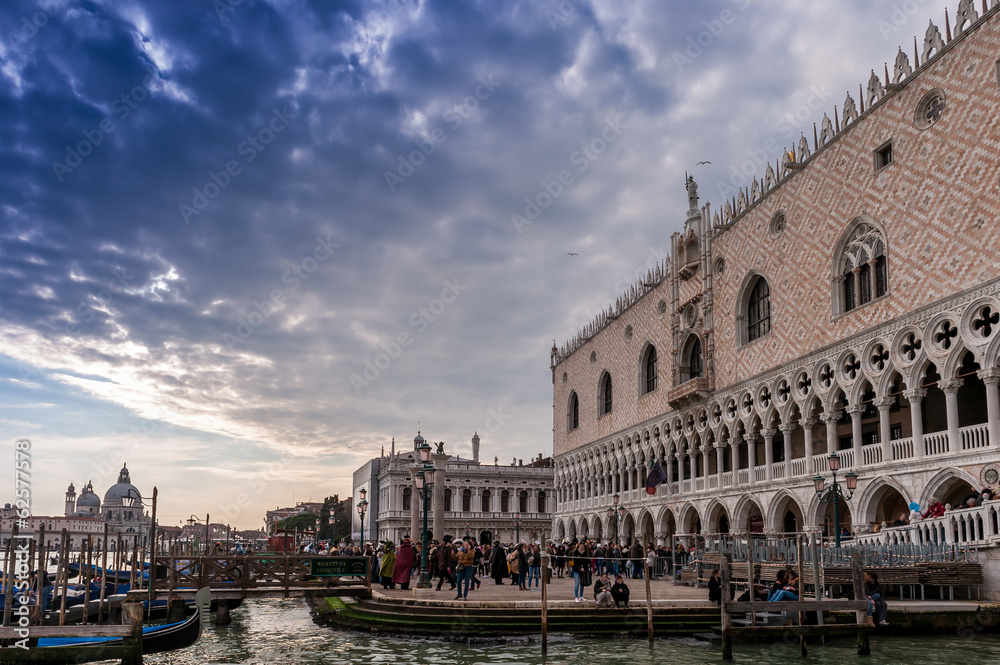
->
[310, 556, 369, 577]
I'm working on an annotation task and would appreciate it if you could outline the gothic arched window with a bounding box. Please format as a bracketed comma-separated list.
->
[444, 488, 453, 511]
[519, 490, 529, 513]
[481, 490, 491, 512]
[598, 372, 613, 416]
[537, 491, 546, 514]
[462, 489, 472, 512]
[747, 278, 771, 342]
[689, 337, 703, 378]
[567, 391, 579, 431]
[402, 487, 412, 511]
[833, 217, 888, 315]
[641, 344, 658, 395]
[500, 489, 510, 512]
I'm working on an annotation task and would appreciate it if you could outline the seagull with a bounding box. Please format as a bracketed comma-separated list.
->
[566, 252, 578, 256]
[696, 161, 712, 165]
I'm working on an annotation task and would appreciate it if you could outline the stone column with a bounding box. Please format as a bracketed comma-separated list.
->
[700, 444, 710, 480]
[666, 454, 675, 488]
[978, 369, 1000, 448]
[940, 378, 964, 453]
[408, 467, 420, 541]
[904, 389, 927, 457]
[687, 450, 695, 483]
[802, 418, 816, 472]
[675, 453, 684, 482]
[745, 435, 757, 474]
[730, 439, 739, 477]
[762, 428, 775, 480]
[715, 441, 725, 486]
[821, 411, 841, 461]
[432, 453, 449, 540]
[847, 404, 863, 467]
[779, 423, 795, 475]
[874, 396, 895, 461]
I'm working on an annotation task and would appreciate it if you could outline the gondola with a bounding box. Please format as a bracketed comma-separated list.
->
[31, 587, 210, 662]
[66, 561, 168, 582]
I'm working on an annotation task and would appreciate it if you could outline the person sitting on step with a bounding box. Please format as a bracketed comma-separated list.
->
[611, 574, 630, 608]
[593, 572, 614, 607]
[768, 570, 799, 602]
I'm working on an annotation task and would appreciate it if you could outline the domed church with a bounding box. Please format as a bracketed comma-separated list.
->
[63, 463, 151, 548]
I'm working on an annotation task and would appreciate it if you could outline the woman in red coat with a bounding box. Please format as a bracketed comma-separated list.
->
[393, 538, 416, 590]
[922, 497, 946, 519]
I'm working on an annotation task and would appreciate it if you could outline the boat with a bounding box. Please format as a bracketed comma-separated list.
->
[31, 587, 210, 662]
[66, 561, 168, 582]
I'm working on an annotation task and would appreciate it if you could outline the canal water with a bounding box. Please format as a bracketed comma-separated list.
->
[139, 598, 1000, 665]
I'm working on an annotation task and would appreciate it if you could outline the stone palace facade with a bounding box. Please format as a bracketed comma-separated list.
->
[358, 432, 554, 545]
[550, 1, 1000, 583]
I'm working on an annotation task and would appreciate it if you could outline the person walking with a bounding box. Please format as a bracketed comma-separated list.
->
[454, 541, 476, 599]
[516, 543, 529, 590]
[571, 542, 590, 602]
[435, 541, 456, 591]
[629, 540, 644, 579]
[379, 542, 397, 589]
[490, 541, 507, 585]
[393, 538, 415, 591]
[527, 543, 541, 589]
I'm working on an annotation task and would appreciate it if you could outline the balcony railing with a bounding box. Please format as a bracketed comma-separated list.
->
[559, 425, 993, 511]
[853, 500, 1000, 548]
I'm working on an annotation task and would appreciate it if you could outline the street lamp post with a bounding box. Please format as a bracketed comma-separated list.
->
[415, 440, 436, 590]
[813, 452, 858, 548]
[357, 488, 368, 546]
[514, 515, 521, 544]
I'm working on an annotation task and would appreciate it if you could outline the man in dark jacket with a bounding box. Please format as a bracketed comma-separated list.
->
[629, 540, 644, 578]
[490, 541, 508, 585]
[611, 575, 630, 608]
[435, 541, 455, 591]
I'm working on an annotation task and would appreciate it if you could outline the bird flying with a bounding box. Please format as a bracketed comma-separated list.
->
[696, 161, 711, 165]
[567, 252, 578, 256]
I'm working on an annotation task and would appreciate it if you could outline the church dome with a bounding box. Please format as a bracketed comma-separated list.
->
[414, 430, 425, 447]
[77, 481, 100, 508]
[103, 464, 140, 506]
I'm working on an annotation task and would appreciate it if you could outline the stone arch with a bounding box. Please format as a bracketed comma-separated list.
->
[920, 467, 979, 510]
[678, 502, 702, 535]
[805, 489, 855, 537]
[831, 215, 889, 316]
[705, 499, 731, 534]
[856, 476, 912, 526]
[620, 511, 637, 546]
[732, 494, 765, 533]
[639, 341, 659, 396]
[678, 332, 705, 382]
[637, 508, 655, 545]
[767, 490, 805, 534]
[567, 518, 577, 540]
[577, 514, 590, 539]
[590, 514, 604, 542]
[553, 519, 566, 541]
[657, 505, 677, 539]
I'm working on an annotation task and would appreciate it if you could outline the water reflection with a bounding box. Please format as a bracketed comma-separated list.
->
[137, 598, 999, 665]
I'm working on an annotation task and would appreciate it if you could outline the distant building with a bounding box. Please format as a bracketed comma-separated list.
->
[265, 501, 323, 534]
[356, 431, 555, 544]
[1, 463, 150, 550]
[351, 456, 380, 543]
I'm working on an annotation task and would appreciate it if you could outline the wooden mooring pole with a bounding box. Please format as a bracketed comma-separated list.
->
[852, 551, 870, 656]
[720, 553, 732, 660]
[643, 535, 653, 644]
[97, 523, 109, 625]
[541, 547, 548, 656]
[57, 529, 70, 626]
[1, 522, 17, 628]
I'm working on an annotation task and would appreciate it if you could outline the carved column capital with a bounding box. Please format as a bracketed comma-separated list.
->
[761, 428, 776, 438]
[873, 397, 895, 410]
[938, 378, 964, 394]
[903, 388, 927, 402]
[978, 368, 1000, 386]
[713, 441, 726, 450]
[820, 411, 842, 423]
[800, 418, 818, 428]
[779, 423, 796, 434]
[846, 404, 864, 417]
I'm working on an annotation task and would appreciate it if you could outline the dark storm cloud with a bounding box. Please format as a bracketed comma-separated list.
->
[0, 0, 953, 514]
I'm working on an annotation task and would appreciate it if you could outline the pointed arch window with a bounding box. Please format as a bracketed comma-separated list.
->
[519, 490, 529, 513]
[567, 392, 579, 431]
[500, 489, 510, 512]
[689, 337, 703, 378]
[537, 491, 546, 514]
[402, 487, 412, 511]
[462, 489, 472, 512]
[598, 372, 613, 416]
[641, 345, 658, 395]
[482, 490, 491, 512]
[834, 217, 889, 315]
[747, 278, 771, 342]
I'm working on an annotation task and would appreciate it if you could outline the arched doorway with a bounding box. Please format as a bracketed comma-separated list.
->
[769, 493, 805, 534]
[480, 530, 493, 545]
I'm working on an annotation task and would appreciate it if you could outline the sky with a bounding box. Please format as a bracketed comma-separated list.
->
[0, 0, 950, 529]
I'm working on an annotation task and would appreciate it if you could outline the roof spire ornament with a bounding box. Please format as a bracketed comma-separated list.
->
[923, 19, 945, 61]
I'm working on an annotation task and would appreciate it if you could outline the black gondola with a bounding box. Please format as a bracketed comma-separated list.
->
[29, 587, 210, 663]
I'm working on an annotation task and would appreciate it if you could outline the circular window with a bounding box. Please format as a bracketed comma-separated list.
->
[769, 211, 787, 239]
[914, 89, 946, 130]
[624, 325, 633, 341]
[713, 256, 725, 276]
[684, 305, 696, 328]
[589, 351, 597, 364]
[657, 300, 667, 317]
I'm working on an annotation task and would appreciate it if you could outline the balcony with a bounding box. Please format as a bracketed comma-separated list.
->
[667, 377, 712, 409]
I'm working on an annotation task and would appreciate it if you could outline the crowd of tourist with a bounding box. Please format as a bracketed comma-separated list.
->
[356, 536, 687, 603]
